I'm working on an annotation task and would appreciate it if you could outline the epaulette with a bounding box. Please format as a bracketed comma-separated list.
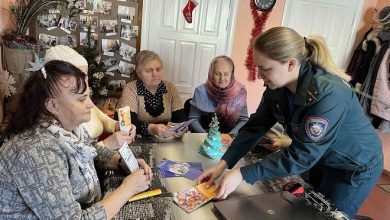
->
[306, 84, 319, 104]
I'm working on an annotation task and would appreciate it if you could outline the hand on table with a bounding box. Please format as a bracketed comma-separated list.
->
[215, 168, 243, 200]
[122, 169, 151, 196]
[197, 160, 227, 188]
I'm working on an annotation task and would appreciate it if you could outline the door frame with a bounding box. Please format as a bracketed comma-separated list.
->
[140, 0, 239, 56]
[281, 0, 365, 68]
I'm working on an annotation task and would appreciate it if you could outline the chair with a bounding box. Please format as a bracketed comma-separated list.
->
[184, 98, 192, 119]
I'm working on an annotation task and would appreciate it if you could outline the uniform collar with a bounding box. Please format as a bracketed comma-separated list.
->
[294, 62, 313, 106]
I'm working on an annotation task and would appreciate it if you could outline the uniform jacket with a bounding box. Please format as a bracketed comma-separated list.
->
[222, 62, 383, 184]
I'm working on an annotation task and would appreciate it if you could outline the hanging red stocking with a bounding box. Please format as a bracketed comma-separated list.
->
[183, 0, 198, 23]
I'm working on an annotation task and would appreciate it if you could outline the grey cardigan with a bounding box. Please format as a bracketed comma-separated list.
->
[0, 126, 114, 219]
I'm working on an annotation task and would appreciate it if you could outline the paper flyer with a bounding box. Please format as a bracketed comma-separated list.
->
[173, 182, 218, 212]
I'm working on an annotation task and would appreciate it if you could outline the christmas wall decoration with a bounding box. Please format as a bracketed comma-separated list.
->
[182, 0, 198, 24]
[245, 1, 271, 81]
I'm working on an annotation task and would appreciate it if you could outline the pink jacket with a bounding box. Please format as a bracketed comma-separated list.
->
[371, 48, 390, 121]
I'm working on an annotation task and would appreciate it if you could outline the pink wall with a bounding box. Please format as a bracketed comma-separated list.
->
[377, 0, 390, 12]
[0, 0, 16, 70]
[0, 0, 15, 32]
[231, 0, 286, 113]
[353, 0, 378, 50]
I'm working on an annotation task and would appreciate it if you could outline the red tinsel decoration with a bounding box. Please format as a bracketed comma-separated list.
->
[245, 1, 271, 81]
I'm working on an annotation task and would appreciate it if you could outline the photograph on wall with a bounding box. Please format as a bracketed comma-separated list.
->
[49, 4, 63, 13]
[120, 24, 131, 40]
[130, 25, 138, 39]
[37, 14, 59, 28]
[80, 15, 99, 32]
[93, 0, 112, 15]
[39, 33, 59, 47]
[58, 16, 77, 33]
[83, 9, 95, 15]
[108, 79, 126, 91]
[103, 58, 119, 72]
[118, 61, 135, 78]
[100, 20, 118, 36]
[80, 32, 98, 46]
[75, 0, 87, 9]
[102, 39, 120, 56]
[59, 35, 78, 48]
[117, 5, 136, 23]
[119, 42, 136, 62]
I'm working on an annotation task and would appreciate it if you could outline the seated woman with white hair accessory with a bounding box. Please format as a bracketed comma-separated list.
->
[45, 45, 135, 149]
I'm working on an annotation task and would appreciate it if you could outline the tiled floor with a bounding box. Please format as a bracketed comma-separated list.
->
[357, 172, 390, 220]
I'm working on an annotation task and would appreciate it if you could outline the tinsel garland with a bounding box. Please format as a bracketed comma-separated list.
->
[245, 1, 271, 81]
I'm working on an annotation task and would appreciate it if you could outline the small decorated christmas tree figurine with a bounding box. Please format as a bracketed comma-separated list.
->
[199, 113, 224, 159]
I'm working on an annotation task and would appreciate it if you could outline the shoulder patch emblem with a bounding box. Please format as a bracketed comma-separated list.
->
[305, 117, 328, 141]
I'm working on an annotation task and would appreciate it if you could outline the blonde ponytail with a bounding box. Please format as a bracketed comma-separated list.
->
[254, 27, 350, 80]
[305, 36, 350, 80]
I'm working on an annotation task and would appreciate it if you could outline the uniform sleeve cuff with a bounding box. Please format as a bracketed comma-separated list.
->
[240, 164, 260, 184]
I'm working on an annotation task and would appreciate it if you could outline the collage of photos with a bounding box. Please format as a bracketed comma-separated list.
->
[36, 0, 139, 94]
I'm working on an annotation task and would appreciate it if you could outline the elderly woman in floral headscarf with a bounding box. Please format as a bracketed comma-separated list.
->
[189, 56, 248, 135]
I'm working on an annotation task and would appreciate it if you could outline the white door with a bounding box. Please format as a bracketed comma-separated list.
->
[282, 0, 364, 68]
[141, 0, 237, 102]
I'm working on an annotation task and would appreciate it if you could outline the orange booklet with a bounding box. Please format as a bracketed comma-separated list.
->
[221, 134, 233, 146]
[173, 182, 218, 212]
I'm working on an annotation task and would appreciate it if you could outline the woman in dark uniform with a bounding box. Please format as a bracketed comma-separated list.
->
[198, 26, 383, 217]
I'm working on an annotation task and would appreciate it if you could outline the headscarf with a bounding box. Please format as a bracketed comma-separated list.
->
[205, 56, 247, 130]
